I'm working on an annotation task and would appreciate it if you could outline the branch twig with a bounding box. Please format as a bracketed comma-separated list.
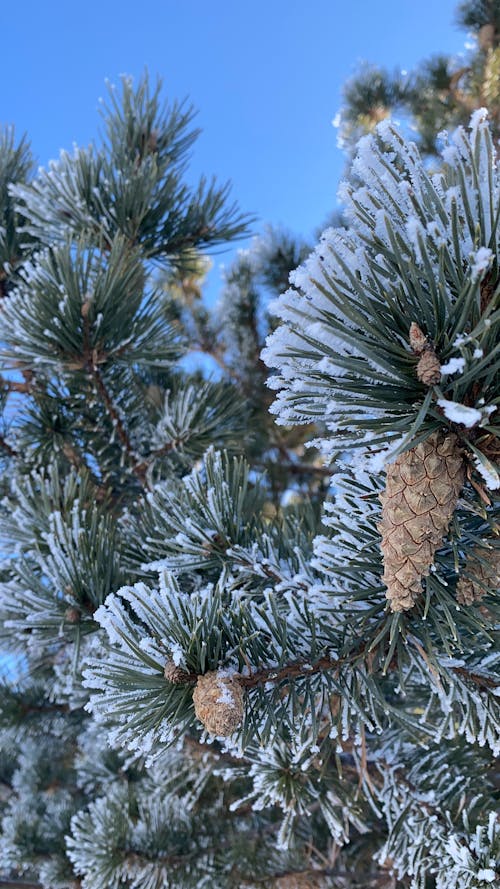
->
[172, 638, 500, 692]
[90, 365, 147, 484]
[0, 434, 17, 457]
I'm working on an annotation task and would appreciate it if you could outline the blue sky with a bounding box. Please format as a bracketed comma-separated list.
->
[3, 0, 461, 260]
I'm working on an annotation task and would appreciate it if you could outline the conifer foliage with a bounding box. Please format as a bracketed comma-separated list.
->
[337, 0, 500, 156]
[0, 34, 498, 889]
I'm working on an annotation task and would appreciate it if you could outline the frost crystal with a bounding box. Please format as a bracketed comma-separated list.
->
[437, 399, 483, 427]
[470, 246, 493, 278]
[473, 455, 500, 490]
[440, 357, 465, 375]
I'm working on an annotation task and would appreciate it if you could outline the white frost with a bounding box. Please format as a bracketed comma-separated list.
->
[476, 869, 496, 883]
[469, 107, 489, 133]
[470, 246, 493, 278]
[437, 399, 482, 427]
[440, 357, 465, 375]
[170, 642, 185, 667]
[473, 455, 500, 490]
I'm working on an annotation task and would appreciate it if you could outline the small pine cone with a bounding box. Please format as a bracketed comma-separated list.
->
[409, 322, 428, 354]
[416, 350, 441, 386]
[409, 322, 441, 385]
[378, 432, 465, 612]
[456, 544, 500, 605]
[192, 671, 244, 736]
[64, 607, 81, 624]
[164, 660, 191, 684]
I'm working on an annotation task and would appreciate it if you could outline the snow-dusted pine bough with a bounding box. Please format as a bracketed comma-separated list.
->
[0, 76, 497, 888]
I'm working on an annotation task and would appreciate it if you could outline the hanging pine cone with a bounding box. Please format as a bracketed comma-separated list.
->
[192, 671, 244, 736]
[378, 431, 465, 611]
[456, 544, 500, 605]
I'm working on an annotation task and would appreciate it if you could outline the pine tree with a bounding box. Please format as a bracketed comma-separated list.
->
[337, 0, 500, 156]
[0, 17, 498, 889]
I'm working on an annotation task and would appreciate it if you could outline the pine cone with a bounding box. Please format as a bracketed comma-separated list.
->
[409, 322, 441, 385]
[416, 350, 441, 385]
[409, 322, 429, 354]
[456, 544, 500, 605]
[192, 671, 244, 736]
[64, 607, 81, 624]
[378, 432, 464, 611]
[164, 660, 191, 684]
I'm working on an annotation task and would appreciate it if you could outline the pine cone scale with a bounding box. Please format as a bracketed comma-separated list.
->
[402, 487, 438, 515]
[400, 516, 433, 543]
[399, 459, 428, 484]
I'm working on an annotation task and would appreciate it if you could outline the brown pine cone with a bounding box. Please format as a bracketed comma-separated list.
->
[378, 432, 465, 611]
[192, 671, 244, 736]
[456, 544, 500, 605]
[164, 660, 191, 684]
[409, 322, 429, 354]
[409, 322, 441, 385]
[416, 350, 441, 385]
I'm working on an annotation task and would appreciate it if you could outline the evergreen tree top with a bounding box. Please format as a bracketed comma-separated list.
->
[263, 111, 499, 489]
[337, 0, 500, 157]
[13, 73, 252, 269]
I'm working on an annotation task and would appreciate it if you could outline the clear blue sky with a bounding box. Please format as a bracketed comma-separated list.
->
[2, 0, 461, 253]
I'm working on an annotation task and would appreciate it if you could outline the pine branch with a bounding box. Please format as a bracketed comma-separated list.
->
[0, 881, 44, 888]
[239, 654, 340, 689]
[1, 64, 498, 889]
[90, 364, 147, 483]
[0, 376, 31, 394]
[166, 656, 353, 691]
[245, 868, 334, 887]
[0, 434, 17, 457]
[60, 441, 104, 494]
[237, 649, 500, 691]
[18, 701, 69, 716]
[0, 876, 82, 889]
[146, 439, 178, 461]
[452, 665, 498, 690]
